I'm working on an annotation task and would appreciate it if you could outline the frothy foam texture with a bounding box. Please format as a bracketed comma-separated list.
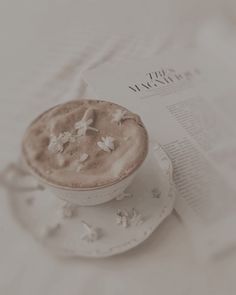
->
[22, 100, 148, 189]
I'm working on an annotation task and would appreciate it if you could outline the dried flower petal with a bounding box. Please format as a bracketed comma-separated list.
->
[116, 208, 144, 228]
[97, 136, 115, 152]
[112, 109, 127, 125]
[76, 153, 89, 172]
[97, 141, 110, 152]
[76, 164, 84, 173]
[48, 135, 64, 153]
[48, 131, 73, 154]
[130, 208, 143, 226]
[75, 118, 98, 136]
[79, 153, 89, 162]
[116, 209, 129, 228]
[81, 221, 99, 242]
[58, 131, 72, 144]
[58, 201, 77, 218]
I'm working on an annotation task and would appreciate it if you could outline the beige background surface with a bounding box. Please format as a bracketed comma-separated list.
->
[1, 0, 236, 294]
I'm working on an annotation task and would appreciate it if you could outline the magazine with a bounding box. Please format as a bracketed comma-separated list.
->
[84, 50, 236, 257]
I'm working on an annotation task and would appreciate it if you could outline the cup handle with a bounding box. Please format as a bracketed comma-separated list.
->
[152, 142, 174, 180]
[0, 161, 45, 193]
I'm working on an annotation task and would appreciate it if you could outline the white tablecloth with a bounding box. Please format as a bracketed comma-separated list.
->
[1, 0, 236, 294]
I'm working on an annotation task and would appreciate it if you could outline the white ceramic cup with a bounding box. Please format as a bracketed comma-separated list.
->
[23, 150, 145, 205]
[34, 168, 138, 206]
[0, 153, 146, 206]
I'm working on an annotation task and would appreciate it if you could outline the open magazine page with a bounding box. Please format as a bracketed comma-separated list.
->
[84, 52, 236, 257]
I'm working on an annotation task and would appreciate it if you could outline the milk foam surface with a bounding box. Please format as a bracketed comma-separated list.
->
[22, 100, 148, 188]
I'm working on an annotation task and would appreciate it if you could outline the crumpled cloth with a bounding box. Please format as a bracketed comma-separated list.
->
[1, 0, 236, 294]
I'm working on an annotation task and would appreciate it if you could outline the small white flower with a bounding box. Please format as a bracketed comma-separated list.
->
[76, 164, 83, 173]
[112, 109, 127, 125]
[81, 221, 99, 242]
[48, 135, 64, 153]
[58, 201, 77, 218]
[48, 132, 73, 154]
[58, 131, 72, 144]
[116, 208, 144, 227]
[97, 136, 115, 152]
[130, 208, 143, 226]
[76, 153, 89, 173]
[116, 209, 129, 228]
[117, 216, 128, 228]
[79, 153, 89, 162]
[74, 118, 98, 136]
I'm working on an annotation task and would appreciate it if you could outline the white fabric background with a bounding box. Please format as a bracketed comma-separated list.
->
[1, 0, 236, 294]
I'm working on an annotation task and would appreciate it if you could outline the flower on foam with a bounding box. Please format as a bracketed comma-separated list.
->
[111, 109, 127, 125]
[59, 131, 74, 144]
[48, 135, 64, 153]
[76, 153, 89, 172]
[74, 118, 98, 136]
[97, 136, 115, 152]
[48, 131, 73, 154]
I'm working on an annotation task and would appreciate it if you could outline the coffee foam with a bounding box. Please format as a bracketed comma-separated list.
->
[22, 100, 148, 188]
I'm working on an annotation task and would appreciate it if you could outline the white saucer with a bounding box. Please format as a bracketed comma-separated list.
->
[6, 143, 175, 258]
